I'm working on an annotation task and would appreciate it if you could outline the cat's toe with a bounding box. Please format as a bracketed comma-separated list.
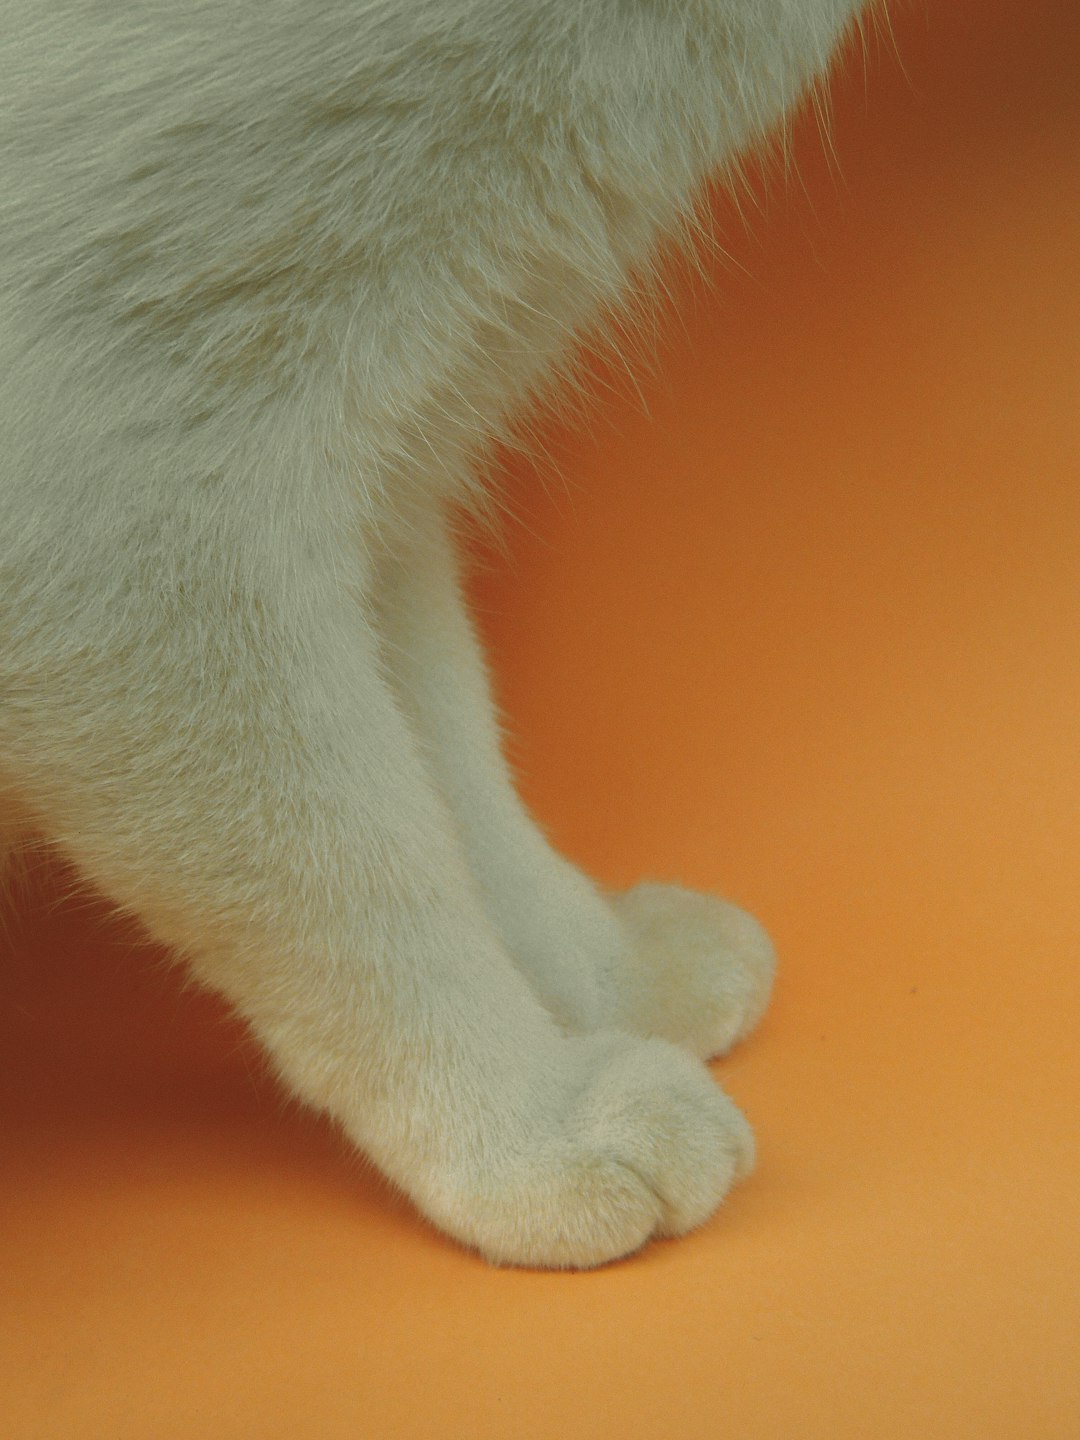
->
[439, 1034, 753, 1269]
[608, 883, 776, 1060]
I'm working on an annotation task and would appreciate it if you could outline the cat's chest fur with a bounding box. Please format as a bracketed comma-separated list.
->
[1, 1, 859, 540]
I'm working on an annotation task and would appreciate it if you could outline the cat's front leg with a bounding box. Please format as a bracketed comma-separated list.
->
[373, 506, 775, 1060]
[2, 516, 751, 1266]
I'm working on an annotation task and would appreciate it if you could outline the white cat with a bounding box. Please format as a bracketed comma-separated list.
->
[0, 1, 864, 1267]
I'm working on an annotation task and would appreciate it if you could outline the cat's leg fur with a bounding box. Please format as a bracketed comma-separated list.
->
[0, 468, 752, 1269]
[373, 505, 776, 1060]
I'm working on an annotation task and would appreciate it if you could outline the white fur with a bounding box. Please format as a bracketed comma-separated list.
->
[0, 1, 861, 1266]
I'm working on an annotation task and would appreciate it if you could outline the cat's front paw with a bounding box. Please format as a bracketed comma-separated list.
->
[606, 884, 776, 1060]
[431, 1034, 753, 1269]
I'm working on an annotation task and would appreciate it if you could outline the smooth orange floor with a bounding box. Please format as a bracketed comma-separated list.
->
[3, 3, 1078, 1437]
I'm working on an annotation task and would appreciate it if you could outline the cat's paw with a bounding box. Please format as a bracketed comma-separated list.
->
[606, 884, 776, 1060]
[434, 1034, 753, 1270]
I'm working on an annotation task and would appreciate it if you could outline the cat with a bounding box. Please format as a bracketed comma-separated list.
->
[0, 0, 865, 1267]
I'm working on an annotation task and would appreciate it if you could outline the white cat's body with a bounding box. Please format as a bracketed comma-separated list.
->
[0, 1, 862, 1266]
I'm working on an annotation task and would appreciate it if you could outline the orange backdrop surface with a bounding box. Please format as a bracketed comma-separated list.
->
[2, 2, 1078, 1437]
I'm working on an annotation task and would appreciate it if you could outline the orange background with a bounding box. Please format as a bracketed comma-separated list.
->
[2, 1, 1079, 1435]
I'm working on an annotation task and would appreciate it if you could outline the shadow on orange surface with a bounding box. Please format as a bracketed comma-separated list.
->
[3, 2, 1079, 1436]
